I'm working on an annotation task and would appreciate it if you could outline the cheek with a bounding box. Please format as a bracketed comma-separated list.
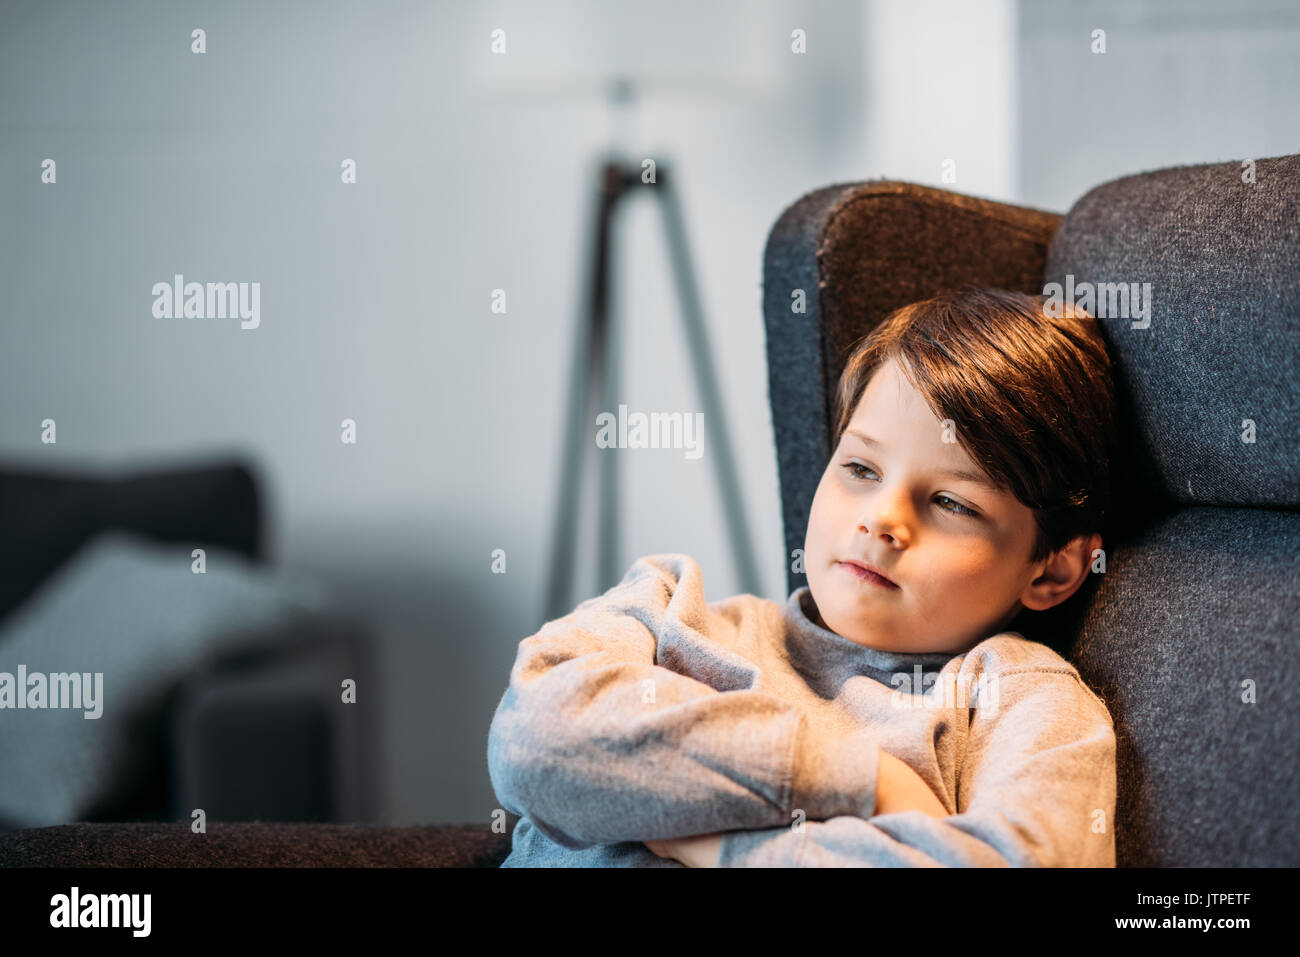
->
[921, 539, 1014, 593]
[805, 474, 837, 553]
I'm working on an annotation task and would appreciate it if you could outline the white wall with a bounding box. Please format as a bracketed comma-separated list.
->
[859, 0, 1018, 202]
[1019, 0, 1300, 212]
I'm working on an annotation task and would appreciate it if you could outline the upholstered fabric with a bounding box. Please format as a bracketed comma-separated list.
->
[1041, 153, 1300, 866]
[0, 821, 513, 868]
[1070, 506, 1299, 866]
[1044, 153, 1300, 509]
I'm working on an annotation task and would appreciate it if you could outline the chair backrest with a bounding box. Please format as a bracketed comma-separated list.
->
[761, 158, 1300, 865]
[1043, 154, 1299, 866]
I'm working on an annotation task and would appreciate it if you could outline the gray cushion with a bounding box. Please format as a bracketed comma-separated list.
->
[1044, 153, 1300, 508]
[0, 531, 329, 828]
[1071, 506, 1300, 866]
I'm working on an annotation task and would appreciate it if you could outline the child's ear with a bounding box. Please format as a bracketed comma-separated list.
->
[1020, 533, 1101, 612]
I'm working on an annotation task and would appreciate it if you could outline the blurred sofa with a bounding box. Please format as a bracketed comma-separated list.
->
[0, 461, 380, 837]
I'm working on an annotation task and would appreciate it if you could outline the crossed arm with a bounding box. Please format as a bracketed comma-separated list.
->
[646, 752, 950, 867]
[487, 555, 956, 864]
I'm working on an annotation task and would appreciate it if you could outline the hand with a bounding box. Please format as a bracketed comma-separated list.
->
[875, 749, 950, 819]
[644, 832, 723, 868]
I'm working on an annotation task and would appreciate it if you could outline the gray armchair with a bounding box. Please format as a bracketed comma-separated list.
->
[761, 157, 1299, 867]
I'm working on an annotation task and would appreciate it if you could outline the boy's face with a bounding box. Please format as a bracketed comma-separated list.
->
[804, 357, 1050, 655]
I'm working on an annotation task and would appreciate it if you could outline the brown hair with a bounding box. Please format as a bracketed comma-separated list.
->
[830, 286, 1121, 565]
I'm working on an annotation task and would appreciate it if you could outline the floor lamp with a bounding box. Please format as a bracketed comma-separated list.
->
[543, 152, 764, 622]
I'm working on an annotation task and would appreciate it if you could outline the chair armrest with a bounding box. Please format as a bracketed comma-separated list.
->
[0, 821, 513, 867]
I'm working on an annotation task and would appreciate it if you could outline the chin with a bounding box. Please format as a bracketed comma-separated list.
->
[816, 603, 861, 638]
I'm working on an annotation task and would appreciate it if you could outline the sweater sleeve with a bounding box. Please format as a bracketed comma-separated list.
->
[717, 669, 1117, 867]
[486, 553, 881, 850]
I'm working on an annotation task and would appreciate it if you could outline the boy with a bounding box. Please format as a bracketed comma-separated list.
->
[487, 287, 1120, 867]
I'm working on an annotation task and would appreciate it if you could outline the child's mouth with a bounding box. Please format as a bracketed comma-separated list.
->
[837, 561, 900, 590]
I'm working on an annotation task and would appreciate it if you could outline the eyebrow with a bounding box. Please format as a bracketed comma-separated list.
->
[844, 429, 1000, 491]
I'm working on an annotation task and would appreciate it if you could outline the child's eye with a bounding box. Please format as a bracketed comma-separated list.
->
[841, 462, 979, 518]
[841, 461, 877, 481]
[935, 495, 978, 518]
